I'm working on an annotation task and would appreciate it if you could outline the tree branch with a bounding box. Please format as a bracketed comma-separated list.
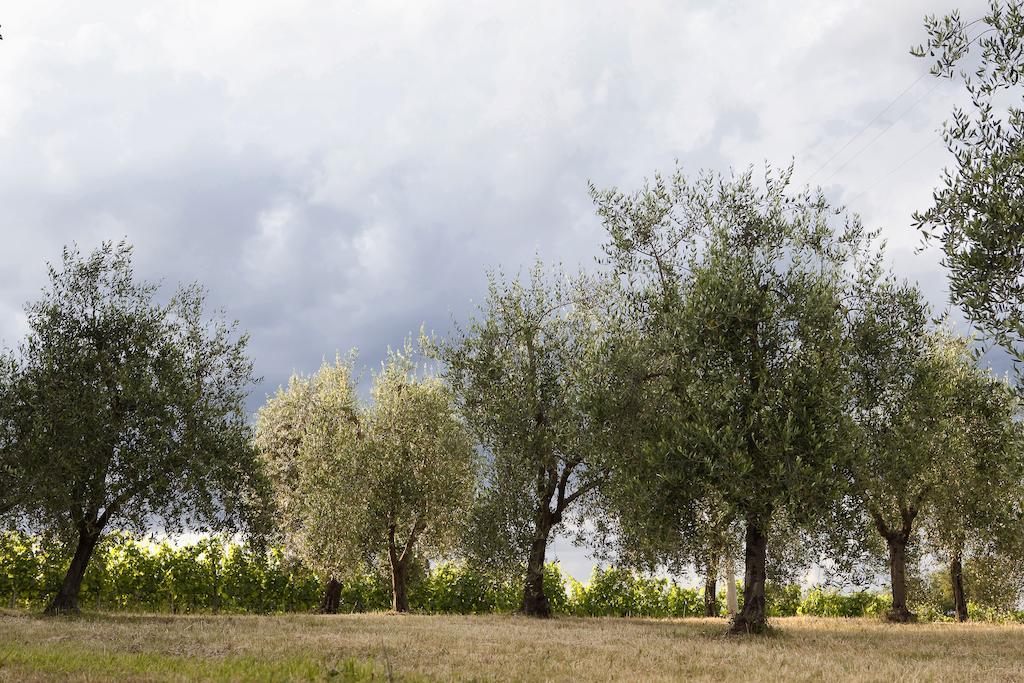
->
[399, 517, 426, 563]
[557, 474, 606, 515]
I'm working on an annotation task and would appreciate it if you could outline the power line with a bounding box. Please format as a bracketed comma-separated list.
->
[818, 22, 995, 204]
[803, 71, 929, 182]
[844, 137, 943, 207]
[802, 20, 988, 186]
[819, 76, 944, 185]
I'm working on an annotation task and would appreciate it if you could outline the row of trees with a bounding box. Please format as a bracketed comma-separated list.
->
[244, 165, 1024, 634]
[3, 1, 1024, 636]
[1, 177, 1021, 634]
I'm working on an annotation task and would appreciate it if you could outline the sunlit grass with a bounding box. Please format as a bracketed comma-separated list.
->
[2, 610, 1023, 681]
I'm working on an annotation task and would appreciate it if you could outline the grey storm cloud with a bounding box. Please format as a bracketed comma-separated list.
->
[0, 0, 1002, 574]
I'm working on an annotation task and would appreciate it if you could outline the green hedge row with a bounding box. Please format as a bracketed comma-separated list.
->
[4, 532, 1021, 621]
[0, 532, 323, 613]
[0, 532, 568, 614]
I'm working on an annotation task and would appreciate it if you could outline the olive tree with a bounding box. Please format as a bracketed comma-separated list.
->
[843, 316, 1012, 623]
[962, 553, 1024, 610]
[256, 349, 478, 612]
[919, 354, 1024, 621]
[253, 357, 360, 612]
[440, 264, 612, 618]
[912, 1, 1024, 364]
[591, 166, 867, 634]
[5, 241, 266, 614]
[841, 274, 937, 622]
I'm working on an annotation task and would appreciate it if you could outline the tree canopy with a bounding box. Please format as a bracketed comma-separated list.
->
[919, 339, 1024, 620]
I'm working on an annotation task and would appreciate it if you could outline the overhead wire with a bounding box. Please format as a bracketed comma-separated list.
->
[818, 76, 945, 185]
[843, 137, 944, 207]
[801, 18, 988, 190]
[803, 71, 929, 182]
[801, 20, 992, 205]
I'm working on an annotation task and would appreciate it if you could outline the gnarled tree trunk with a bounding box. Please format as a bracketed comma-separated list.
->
[390, 556, 410, 613]
[951, 553, 968, 622]
[871, 504, 918, 623]
[45, 521, 102, 615]
[320, 578, 342, 614]
[387, 519, 424, 613]
[522, 517, 554, 618]
[886, 535, 914, 622]
[729, 522, 768, 634]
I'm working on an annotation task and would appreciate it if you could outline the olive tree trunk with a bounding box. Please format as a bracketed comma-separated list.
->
[885, 535, 914, 622]
[387, 519, 423, 614]
[320, 578, 342, 614]
[45, 522, 102, 615]
[390, 555, 410, 613]
[520, 453, 590, 618]
[729, 522, 768, 634]
[703, 552, 719, 617]
[951, 553, 968, 622]
[872, 505, 918, 623]
[522, 520, 554, 618]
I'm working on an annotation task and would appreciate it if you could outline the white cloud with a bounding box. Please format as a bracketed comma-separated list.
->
[0, 0, 996, 403]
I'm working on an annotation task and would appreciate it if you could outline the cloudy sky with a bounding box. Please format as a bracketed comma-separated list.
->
[0, 1, 993, 577]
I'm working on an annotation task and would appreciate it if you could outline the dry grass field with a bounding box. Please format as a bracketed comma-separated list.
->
[2, 610, 1024, 682]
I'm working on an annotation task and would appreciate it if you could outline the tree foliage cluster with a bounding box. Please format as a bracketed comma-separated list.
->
[913, 0, 1024, 363]
[0, 242, 269, 614]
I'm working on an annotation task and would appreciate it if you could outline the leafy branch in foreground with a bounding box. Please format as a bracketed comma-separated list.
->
[912, 1, 1024, 366]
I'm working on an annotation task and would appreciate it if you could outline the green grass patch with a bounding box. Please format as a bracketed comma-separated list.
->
[0, 641, 381, 682]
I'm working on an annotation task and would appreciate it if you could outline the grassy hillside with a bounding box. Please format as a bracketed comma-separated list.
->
[3, 611, 1024, 681]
